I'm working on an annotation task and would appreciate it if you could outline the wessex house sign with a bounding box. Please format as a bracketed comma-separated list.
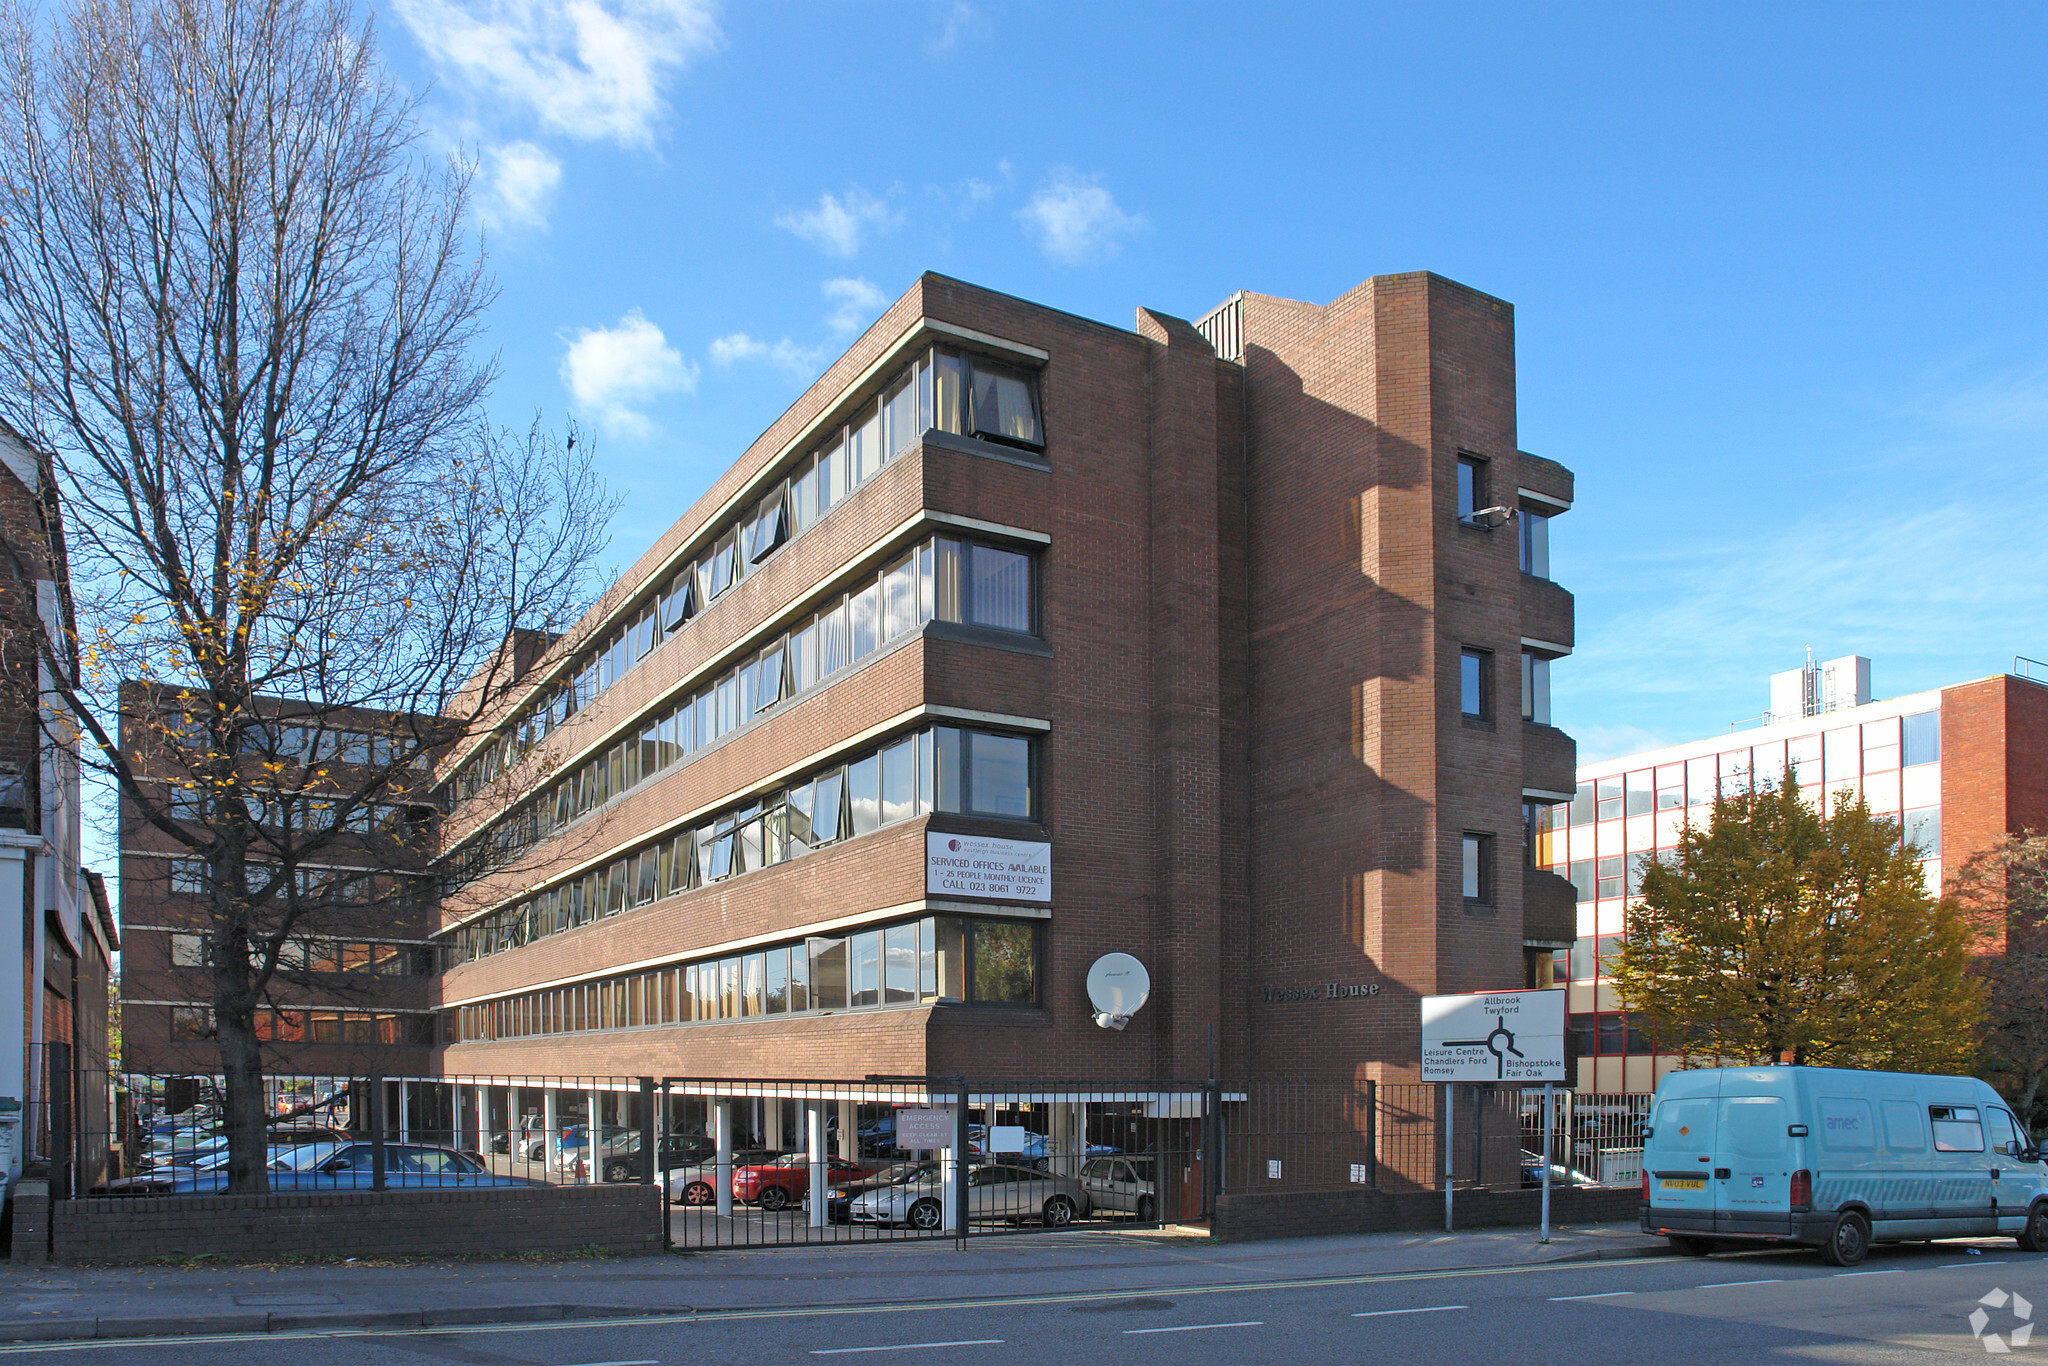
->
[925, 833, 1051, 902]
[1256, 981, 1382, 1004]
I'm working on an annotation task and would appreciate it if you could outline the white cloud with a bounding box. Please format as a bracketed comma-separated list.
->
[776, 188, 898, 258]
[822, 277, 888, 335]
[926, 1, 989, 54]
[479, 141, 562, 230]
[559, 309, 696, 436]
[708, 333, 822, 378]
[394, 0, 719, 146]
[1017, 167, 1145, 265]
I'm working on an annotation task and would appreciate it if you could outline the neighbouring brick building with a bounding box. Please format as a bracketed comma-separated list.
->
[116, 271, 1579, 1133]
[0, 424, 107, 1195]
[1544, 654, 2048, 1092]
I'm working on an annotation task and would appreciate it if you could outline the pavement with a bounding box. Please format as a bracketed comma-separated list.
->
[0, 1220, 1673, 1343]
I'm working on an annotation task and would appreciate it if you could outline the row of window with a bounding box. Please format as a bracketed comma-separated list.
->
[1568, 1011, 1653, 1056]
[234, 723, 428, 770]
[448, 536, 1038, 879]
[168, 1006, 437, 1046]
[449, 915, 1041, 1042]
[439, 724, 1037, 967]
[1459, 647, 1556, 726]
[1546, 805, 1941, 903]
[161, 859, 427, 903]
[168, 932, 431, 977]
[447, 346, 1045, 807]
[168, 786, 425, 837]
[1563, 712, 1940, 827]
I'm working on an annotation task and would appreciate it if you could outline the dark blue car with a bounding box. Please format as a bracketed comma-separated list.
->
[163, 1143, 543, 1194]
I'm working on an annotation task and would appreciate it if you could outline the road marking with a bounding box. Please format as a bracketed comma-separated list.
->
[1351, 1305, 1467, 1317]
[1699, 1279, 1784, 1288]
[1124, 1322, 1262, 1335]
[1548, 1291, 1635, 1301]
[1834, 1270, 1903, 1277]
[0, 1252, 1779, 1355]
[812, 1342, 1004, 1355]
[1940, 1260, 2008, 1267]
[558, 1361, 661, 1365]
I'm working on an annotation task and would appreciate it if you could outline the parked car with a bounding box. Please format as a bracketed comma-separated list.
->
[1640, 1064, 2048, 1265]
[805, 1161, 937, 1223]
[665, 1149, 780, 1205]
[97, 1129, 352, 1194]
[553, 1124, 632, 1169]
[1518, 1150, 1601, 1189]
[1080, 1155, 1158, 1220]
[599, 1132, 716, 1183]
[850, 1163, 1090, 1229]
[733, 1154, 877, 1209]
[162, 1143, 536, 1194]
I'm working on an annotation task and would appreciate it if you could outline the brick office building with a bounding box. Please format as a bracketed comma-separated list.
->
[117, 693, 443, 1082]
[1544, 655, 2048, 1093]
[424, 270, 1579, 1102]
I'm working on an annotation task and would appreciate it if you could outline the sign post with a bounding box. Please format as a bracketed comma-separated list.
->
[1421, 989, 1567, 1236]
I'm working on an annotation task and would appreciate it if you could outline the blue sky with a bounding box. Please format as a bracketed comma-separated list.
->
[375, 0, 2048, 762]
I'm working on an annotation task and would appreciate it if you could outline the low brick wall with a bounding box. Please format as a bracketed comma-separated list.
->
[50, 1183, 663, 1263]
[1212, 1184, 1642, 1242]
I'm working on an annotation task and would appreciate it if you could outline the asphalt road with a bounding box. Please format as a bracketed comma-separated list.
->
[4, 1241, 2043, 1364]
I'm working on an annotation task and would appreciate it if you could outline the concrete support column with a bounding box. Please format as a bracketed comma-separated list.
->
[807, 1105, 827, 1229]
[398, 1082, 412, 1142]
[1049, 1102, 1080, 1177]
[837, 1099, 856, 1162]
[473, 1086, 487, 1157]
[714, 1101, 733, 1219]
[543, 1090, 560, 1173]
[584, 1087, 602, 1181]
[765, 1097, 784, 1153]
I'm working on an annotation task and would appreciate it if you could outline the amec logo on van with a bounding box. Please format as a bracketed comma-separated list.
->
[1826, 1115, 1861, 1130]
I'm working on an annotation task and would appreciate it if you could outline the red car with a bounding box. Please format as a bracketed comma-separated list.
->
[733, 1154, 876, 1209]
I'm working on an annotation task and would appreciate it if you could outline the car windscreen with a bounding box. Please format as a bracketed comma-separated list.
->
[268, 1143, 341, 1170]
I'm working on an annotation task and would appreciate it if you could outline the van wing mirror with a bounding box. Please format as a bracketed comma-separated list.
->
[2023, 1146, 2043, 1163]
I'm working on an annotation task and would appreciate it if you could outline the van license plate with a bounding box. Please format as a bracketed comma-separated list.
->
[1661, 1178, 1706, 1191]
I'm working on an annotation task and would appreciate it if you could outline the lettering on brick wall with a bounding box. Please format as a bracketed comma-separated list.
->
[1255, 982, 1382, 1004]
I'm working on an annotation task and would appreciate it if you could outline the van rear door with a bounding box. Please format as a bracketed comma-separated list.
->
[1645, 1091, 1718, 1221]
[1716, 1094, 1793, 1235]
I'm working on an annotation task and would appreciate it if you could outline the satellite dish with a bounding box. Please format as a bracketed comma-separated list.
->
[1086, 953, 1150, 1031]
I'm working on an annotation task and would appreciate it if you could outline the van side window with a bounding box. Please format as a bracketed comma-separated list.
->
[1988, 1108, 2023, 1156]
[1880, 1099, 1926, 1152]
[1817, 1097, 1875, 1151]
[1930, 1105, 1985, 1153]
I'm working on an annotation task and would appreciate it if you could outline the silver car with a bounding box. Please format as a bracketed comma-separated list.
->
[1080, 1155, 1158, 1221]
[849, 1163, 1090, 1229]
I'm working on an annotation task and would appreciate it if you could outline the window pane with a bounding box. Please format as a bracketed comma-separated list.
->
[1626, 771, 1652, 816]
[850, 930, 881, 1007]
[935, 917, 967, 1000]
[933, 352, 968, 434]
[743, 952, 765, 1016]
[933, 727, 962, 812]
[787, 780, 815, 852]
[934, 538, 962, 622]
[918, 916, 937, 999]
[792, 622, 817, 691]
[765, 948, 788, 1013]
[968, 732, 1031, 818]
[847, 754, 882, 835]
[881, 738, 915, 825]
[1519, 510, 1549, 578]
[884, 924, 916, 1004]
[971, 363, 1041, 445]
[787, 945, 809, 1012]
[1903, 710, 1941, 767]
[819, 598, 848, 675]
[971, 923, 1037, 1003]
[1904, 806, 1941, 858]
[967, 546, 1031, 631]
[883, 370, 920, 457]
[883, 555, 917, 641]
[813, 769, 845, 844]
[1457, 458, 1481, 519]
[1460, 649, 1487, 718]
[852, 581, 879, 658]
[853, 410, 882, 484]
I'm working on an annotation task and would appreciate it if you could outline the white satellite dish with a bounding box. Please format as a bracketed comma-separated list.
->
[1086, 953, 1150, 1031]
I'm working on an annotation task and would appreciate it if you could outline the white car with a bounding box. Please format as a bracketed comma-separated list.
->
[849, 1163, 1089, 1229]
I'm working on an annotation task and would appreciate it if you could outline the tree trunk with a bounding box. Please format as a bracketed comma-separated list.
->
[216, 1002, 271, 1194]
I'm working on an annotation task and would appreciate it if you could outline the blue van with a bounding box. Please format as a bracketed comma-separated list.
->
[1639, 1066, 2048, 1266]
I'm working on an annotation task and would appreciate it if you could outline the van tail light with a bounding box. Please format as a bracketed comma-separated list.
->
[1641, 1170, 1650, 1202]
[1789, 1169, 1812, 1211]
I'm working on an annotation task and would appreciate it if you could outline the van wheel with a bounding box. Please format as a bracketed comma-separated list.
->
[1669, 1236, 1714, 1256]
[1821, 1211, 1870, 1267]
[2018, 1204, 2048, 1252]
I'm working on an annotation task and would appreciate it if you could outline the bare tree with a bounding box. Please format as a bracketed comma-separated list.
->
[0, 0, 612, 1190]
[1953, 833, 2048, 1135]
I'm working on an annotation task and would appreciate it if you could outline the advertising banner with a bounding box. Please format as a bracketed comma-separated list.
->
[925, 833, 1051, 902]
